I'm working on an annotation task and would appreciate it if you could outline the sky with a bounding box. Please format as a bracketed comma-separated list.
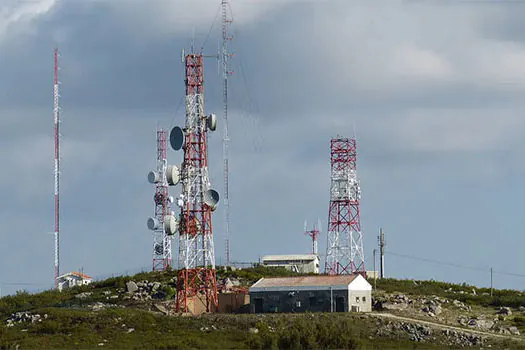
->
[1, 0, 525, 295]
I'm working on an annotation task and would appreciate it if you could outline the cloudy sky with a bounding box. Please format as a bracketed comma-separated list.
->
[1, 0, 525, 295]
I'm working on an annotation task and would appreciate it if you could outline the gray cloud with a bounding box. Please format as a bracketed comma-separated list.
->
[1, 0, 525, 295]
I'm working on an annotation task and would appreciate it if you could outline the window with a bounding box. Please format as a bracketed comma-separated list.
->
[362, 296, 366, 302]
[355, 297, 360, 303]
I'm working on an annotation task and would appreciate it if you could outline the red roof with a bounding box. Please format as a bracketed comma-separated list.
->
[69, 271, 93, 279]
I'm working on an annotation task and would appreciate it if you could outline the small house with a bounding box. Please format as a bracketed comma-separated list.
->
[249, 274, 371, 313]
[57, 272, 93, 291]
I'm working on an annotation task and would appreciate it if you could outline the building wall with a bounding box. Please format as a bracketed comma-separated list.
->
[57, 276, 93, 291]
[263, 259, 320, 274]
[250, 289, 349, 313]
[348, 290, 372, 312]
[218, 292, 250, 313]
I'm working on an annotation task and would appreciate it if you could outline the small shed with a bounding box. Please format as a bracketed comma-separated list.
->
[249, 274, 371, 313]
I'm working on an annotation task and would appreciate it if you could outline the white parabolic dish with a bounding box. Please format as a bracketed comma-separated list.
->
[163, 215, 179, 235]
[166, 165, 180, 186]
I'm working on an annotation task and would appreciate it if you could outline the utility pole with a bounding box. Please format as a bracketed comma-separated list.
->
[378, 228, 385, 279]
[490, 267, 493, 297]
[373, 249, 377, 290]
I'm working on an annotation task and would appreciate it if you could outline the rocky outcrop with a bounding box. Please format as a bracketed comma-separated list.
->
[5, 312, 47, 327]
[375, 318, 486, 347]
[122, 280, 167, 301]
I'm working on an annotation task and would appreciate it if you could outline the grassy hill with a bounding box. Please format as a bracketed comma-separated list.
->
[1, 267, 525, 349]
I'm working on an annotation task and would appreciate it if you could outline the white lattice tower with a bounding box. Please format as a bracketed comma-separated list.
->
[221, 0, 233, 267]
[150, 130, 173, 271]
[53, 48, 61, 289]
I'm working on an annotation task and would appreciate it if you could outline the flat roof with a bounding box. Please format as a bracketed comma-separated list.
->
[262, 254, 319, 261]
[250, 275, 358, 292]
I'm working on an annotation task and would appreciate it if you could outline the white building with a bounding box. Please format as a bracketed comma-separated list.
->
[57, 272, 93, 291]
[262, 254, 320, 274]
[249, 274, 372, 313]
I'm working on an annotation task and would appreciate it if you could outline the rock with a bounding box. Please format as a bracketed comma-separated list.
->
[519, 306, 525, 312]
[103, 291, 112, 296]
[126, 281, 138, 294]
[476, 319, 494, 331]
[75, 292, 93, 299]
[127, 328, 135, 333]
[472, 289, 477, 295]
[382, 302, 407, 311]
[509, 326, 520, 335]
[154, 303, 169, 315]
[429, 304, 442, 316]
[152, 282, 161, 291]
[249, 327, 259, 334]
[497, 307, 512, 315]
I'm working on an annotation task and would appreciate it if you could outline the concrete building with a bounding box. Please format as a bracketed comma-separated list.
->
[366, 270, 378, 280]
[262, 254, 320, 274]
[249, 274, 372, 313]
[57, 272, 93, 291]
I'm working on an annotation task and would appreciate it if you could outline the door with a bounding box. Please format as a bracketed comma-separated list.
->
[336, 296, 345, 312]
[254, 298, 263, 313]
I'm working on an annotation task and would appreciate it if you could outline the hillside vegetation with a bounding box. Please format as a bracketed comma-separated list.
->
[0, 267, 524, 349]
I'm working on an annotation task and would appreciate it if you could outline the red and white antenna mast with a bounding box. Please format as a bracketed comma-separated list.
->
[324, 137, 366, 276]
[304, 219, 321, 255]
[147, 130, 175, 271]
[221, 0, 233, 267]
[53, 48, 61, 289]
[169, 51, 220, 313]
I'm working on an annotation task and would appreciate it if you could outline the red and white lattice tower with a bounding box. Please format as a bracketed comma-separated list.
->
[53, 48, 61, 289]
[169, 52, 219, 313]
[147, 130, 174, 271]
[324, 137, 366, 276]
[304, 219, 321, 255]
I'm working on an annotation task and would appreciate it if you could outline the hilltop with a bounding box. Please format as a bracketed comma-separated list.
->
[1, 267, 525, 349]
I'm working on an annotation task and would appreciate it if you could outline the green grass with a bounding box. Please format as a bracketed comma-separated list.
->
[371, 277, 525, 308]
[0, 309, 460, 349]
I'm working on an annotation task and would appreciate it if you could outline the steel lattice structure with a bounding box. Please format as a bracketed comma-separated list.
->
[53, 48, 61, 289]
[151, 130, 173, 271]
[324, 137, 366, 276]
[175, 53, 218, 313]
[221, 0, 233, 268]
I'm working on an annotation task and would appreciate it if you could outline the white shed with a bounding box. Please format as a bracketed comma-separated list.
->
[262, 254, 320, 274]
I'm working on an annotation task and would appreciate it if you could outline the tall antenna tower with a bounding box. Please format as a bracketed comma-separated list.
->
[324, 137, 366, 276]
[221, 0, 233, 267]
[304, 219, 321, 255]
[147, 129, 175, 271]
[169, 52, 220, 313]
[53, 48, 61, 289]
